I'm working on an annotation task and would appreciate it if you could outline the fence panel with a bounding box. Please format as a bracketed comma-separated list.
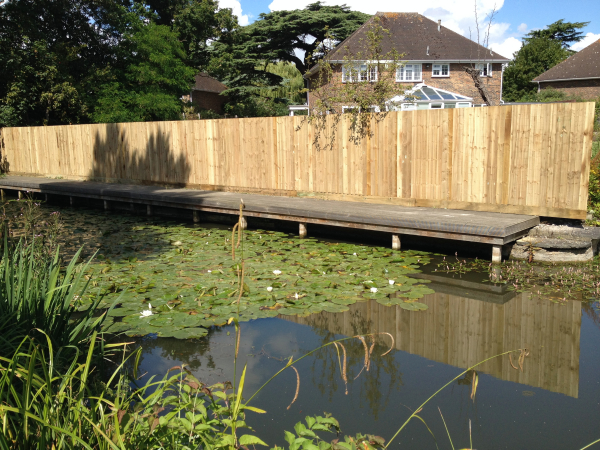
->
[1, 102, 595, 218]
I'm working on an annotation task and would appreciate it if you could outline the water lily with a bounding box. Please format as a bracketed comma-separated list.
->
[148, 303, 152, 309]
[389, 280, 395, 285]
[267, 286, 273, 292]
[294, 292, 299, 299]
[353, 253, 357, 256]
[370, 287, 378, 293]
[207, 270, 212, 273]
[273, 270, 282, 275]
[140, 310, 153, 317]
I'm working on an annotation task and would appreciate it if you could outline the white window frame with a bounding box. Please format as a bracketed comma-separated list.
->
[455, 102, 472, 108]
[475, 63, 492, 77]
[342, 64, 378, 83]
[430, 103, 444, 109]
[432, 63, 450, 77]
[401, 103, 417, 111]
[396, 64, 422, 82]
[342, 106, 359, 113]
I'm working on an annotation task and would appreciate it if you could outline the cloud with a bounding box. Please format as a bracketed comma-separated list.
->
[220, 0, 250, 26]
[489, 36, 522, 59]
[571, 32, 600, 51]
[517, 23, 527, 33]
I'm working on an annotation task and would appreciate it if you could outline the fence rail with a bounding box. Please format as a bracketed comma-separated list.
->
[1, 102, 595, 219]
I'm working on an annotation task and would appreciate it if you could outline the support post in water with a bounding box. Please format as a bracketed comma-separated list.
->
[492, 245, 502, 263]
[104, 200, 110, 211]
[240, 216, 248, 230]
[299, 223, 307, 238]
[44, 194, 48, 202]
[17, 190, 22, 199]
[70, 196, 74, 206]
[0, 189, 4, 202]
[147, 205, 153, 216]
[193, 210, 200, 223]
[392, 234, 401, 250]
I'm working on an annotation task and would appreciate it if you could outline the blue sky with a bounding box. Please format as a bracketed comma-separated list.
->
[219, 0, 600, 58]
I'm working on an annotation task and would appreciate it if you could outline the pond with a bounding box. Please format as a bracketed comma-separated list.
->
[7, 199, 600, 449]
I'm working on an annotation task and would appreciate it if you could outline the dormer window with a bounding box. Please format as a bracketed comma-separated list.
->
[342, 64, 377, 83]
[475, 63, 492, 77]
[396, 64, 422, 81]
[432, 64, 450, 77]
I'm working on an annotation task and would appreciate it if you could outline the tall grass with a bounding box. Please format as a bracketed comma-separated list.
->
[0, 238, 111, 356]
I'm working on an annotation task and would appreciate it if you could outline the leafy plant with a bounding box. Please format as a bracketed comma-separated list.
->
[0, 236, 111, 356]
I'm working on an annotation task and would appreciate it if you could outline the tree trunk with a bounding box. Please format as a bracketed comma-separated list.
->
[465, 67, 496, 106]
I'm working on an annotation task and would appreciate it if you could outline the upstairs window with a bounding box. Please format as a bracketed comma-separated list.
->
[342, 64, 377, 83]
[432, 63, 450, 77]
[475, 63, 492, 77]
[396, 64, 422, 81]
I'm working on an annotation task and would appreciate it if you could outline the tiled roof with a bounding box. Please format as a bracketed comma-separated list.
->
[533, 39, 600, 82]
[308, 12, 508, 76]
[192, 73, 227, 93]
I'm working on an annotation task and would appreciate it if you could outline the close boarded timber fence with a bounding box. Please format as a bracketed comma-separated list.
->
[1, 102, 596, 219]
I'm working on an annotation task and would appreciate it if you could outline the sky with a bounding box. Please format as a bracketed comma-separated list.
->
[218, 0, 600, 59]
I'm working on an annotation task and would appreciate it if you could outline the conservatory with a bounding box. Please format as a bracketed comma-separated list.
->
[387, 84, 473, 110]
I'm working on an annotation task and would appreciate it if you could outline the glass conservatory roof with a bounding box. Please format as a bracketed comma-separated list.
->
[410, 84, 471, 101]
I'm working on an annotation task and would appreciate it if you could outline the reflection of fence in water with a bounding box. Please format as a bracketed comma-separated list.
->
[283, 292, 581, 398]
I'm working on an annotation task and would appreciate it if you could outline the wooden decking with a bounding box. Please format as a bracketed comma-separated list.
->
[0, 176, 540, 260]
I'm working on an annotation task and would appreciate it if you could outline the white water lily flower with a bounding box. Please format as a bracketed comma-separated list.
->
[267, 286, 273, 292]
[294, 293, 299, 299]
[273, 270, 282, 275]
[148, 303, 152, 309]
[207, 270, 212, 273]
[370, 287, 378, 293]
[353, 253, 357, 256]
[389, 280, 395, 285]
[140, 310, 153, 317]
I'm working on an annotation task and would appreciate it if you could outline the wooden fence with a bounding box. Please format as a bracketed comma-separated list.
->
[1, 102, 595, 218]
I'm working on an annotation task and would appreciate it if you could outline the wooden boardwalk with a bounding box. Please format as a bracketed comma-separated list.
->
[0, 176, 540, 261]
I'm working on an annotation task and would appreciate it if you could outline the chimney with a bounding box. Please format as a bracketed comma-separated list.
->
[438, 20, 441, 31]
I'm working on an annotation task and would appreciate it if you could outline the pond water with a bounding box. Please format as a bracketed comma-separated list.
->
[8, 199, 600, 449]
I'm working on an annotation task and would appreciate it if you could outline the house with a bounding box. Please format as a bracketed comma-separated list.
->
[305, 12, 510, 111]
[533, 39, 600, 99]
[189, 73, 228, 114]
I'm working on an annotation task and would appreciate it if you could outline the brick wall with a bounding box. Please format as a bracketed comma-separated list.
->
[191, 90, 227, 114]
[308, 62, 503, 108]
[539, 79, 600, 100]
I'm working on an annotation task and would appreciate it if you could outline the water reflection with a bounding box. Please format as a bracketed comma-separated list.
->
[284, 287, 581, 398]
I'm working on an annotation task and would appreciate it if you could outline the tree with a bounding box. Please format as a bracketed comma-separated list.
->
[304, 17, 406, 149]
[524, 19, 589, 49]
[91, 22, 197, 123]
[227, 2, 369, 76]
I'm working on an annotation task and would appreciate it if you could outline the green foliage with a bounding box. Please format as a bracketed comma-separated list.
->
[91, 23, 197, 123]
[0, 239, 110, 355]
[524, 19, 589, 48]
[503, 36, 571, 102]
[232, 3, 370, 76]
[0, 0, 237, 126]
[207, 2, 368, 116]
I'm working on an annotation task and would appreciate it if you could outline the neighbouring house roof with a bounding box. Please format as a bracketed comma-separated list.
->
[192, 73, 227, 93]
[533, 39, 600, 82]
[307, 12, 509, 77]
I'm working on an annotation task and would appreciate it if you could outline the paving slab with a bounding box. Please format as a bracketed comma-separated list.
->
[0, 176, 539, 245]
